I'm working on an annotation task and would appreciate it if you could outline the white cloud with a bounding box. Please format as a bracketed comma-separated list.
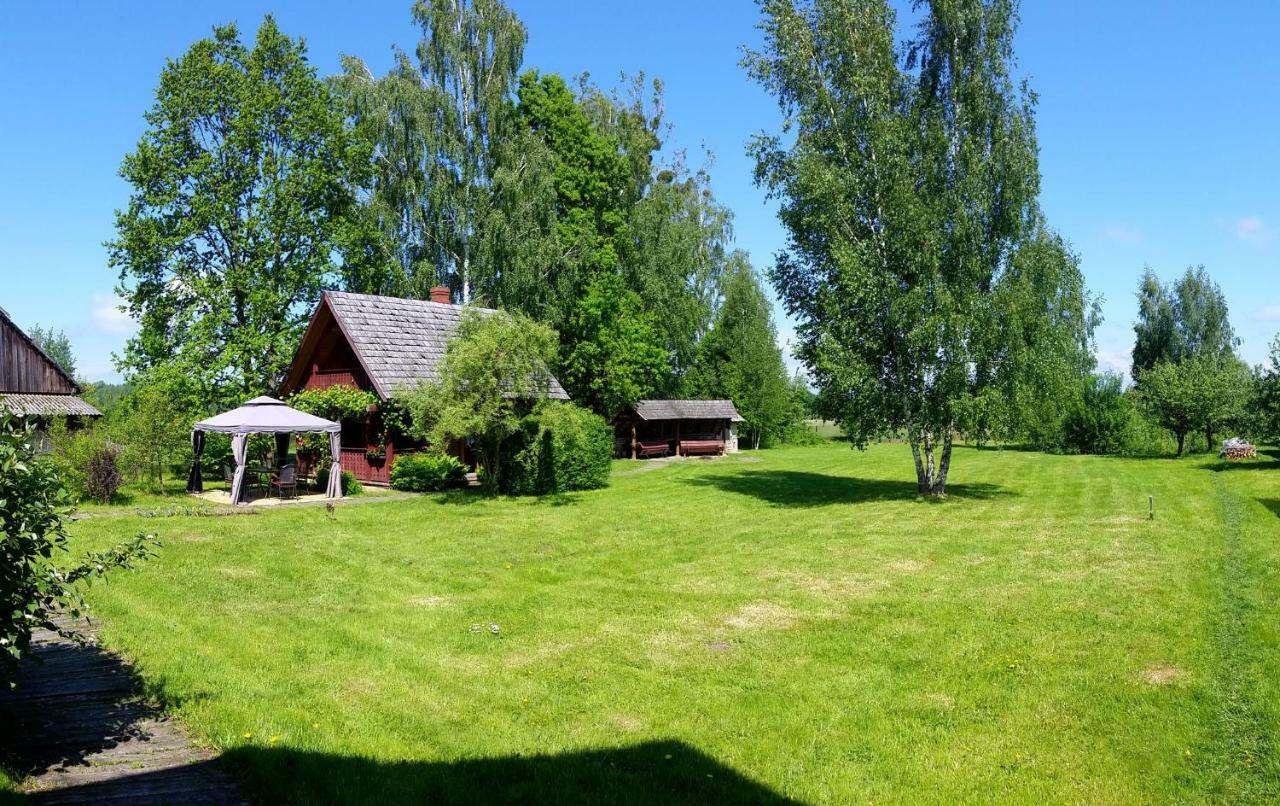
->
[1101, 225, 1143, 246]
[1094, 348, 1132, 380]
[1253, 304, 1280, 323]
[90, 292, 136, 335]
[1234, 216, 1274, 246]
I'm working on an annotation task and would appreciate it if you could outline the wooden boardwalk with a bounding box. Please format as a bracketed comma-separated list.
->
[0, 619, 244, 805]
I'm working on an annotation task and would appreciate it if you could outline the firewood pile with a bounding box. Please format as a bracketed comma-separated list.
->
[1219, 437, 1257, 460]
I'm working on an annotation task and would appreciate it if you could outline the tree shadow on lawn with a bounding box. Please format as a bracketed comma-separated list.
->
[32, 741, 803, 806]
[688, 469, 1013, 507]
[1257, 499, 1280, 520]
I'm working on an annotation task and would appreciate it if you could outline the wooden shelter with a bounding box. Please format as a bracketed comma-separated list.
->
[0, 306, 100, 424]
[613, 400, 743, 459]
[278, 288, 568, 484]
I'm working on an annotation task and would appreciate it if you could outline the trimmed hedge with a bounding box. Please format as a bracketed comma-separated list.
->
[314, 467, 362, 496]
[501, 402, 612, 495]
[390, 452, 467, 492]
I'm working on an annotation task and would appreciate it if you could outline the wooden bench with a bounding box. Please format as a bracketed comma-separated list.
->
[636, 439, 672, 458]
[679, 438, 725, 456]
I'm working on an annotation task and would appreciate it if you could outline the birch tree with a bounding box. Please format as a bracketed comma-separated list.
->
[747, 0, 1071, 495]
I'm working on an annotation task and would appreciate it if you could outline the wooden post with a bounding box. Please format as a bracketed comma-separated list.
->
[630, 421, 637, 460]
[675, 420, 681, 457]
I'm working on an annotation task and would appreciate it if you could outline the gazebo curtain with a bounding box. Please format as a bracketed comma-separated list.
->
[274, 432, 292, 467]
[185, 429, 205, 493]
[326, 432, 343, 500]
[230, 433, 248, 504]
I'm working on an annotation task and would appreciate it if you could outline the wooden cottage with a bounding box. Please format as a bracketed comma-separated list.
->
[613, 400, 743, 459]
[0, 306, 100, 431]
[279, 288, 569, 485]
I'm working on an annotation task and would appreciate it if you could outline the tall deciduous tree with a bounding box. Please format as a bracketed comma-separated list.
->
[109, 18, 373, 411]
[559, 274, 667, 417]
[1132, 265, 1237, 377]
[747, 0, 1067, 495]
[337, 0, 526, 303]
[689, 256, 791, 449]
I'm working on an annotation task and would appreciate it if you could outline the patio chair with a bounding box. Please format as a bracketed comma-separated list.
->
[221, 461, 234, 484]
[270, 463, 298, 500]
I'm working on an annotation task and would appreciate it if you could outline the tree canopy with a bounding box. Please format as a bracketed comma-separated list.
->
[26, 324, 76, 380]
[109, 17, 374, 411]
[747, 0, 1086, 494]
[1132, 266, 1238, 377]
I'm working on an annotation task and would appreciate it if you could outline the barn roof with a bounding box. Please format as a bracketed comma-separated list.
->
[1, 392, 101, 417]
[300, 291, 568, 400]
[632, 400, 744, 422]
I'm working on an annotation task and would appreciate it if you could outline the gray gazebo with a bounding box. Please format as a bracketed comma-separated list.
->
[186, 396, 342, 505]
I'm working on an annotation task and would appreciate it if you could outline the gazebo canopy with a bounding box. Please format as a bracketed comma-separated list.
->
[193, 396, 340, 434]
[187, 396, 342, 504]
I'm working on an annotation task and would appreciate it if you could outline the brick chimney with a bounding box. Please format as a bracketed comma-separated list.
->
[429, 285, 451, 304]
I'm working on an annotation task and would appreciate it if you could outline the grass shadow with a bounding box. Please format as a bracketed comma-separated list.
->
[1258, 499, 1280, 520]
[22, 742, 800, 806]
[687, 469, 1012, 508]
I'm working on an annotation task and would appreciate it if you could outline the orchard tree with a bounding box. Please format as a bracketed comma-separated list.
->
[1138, 355, 1248, 455]
[109, 18, 374, 411]
[689, 256, 792, 449]
[747, 0, 1078, 495]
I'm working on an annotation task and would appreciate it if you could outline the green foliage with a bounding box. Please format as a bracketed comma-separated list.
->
[747, 0, 1073, 495]
[401, 309, 560, 492]
[335, 0, 526, 301]
[689, 257, 793, 448]
[1132, 266, 1238, 377]
[560, 274, 667, 416]
[389, 452, 467, 492]
[1060, 374, 1136, 455]
[114, 386, 191, 492]
[314, 467, 362, 497]
[26, 324, 76, 379]
[1255, 335, 1280, 443]
[1137, 355, 1251, 455]
[0, 416, 155, 684]
[288, 385, 379, 422]
[109, 17, 375, 410]
[501, 402, 612, 495]
[80, 382, 132, 419]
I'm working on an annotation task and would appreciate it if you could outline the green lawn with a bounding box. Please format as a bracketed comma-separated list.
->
[56, 442, 1280, 803]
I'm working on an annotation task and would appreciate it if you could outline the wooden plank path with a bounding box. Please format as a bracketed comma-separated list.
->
[0, 619, 244, 805]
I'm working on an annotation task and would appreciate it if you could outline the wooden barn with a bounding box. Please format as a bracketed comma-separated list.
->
[0, 306, 100, 430]
[278, 288, 569, 485]
[613, 400, 743, 459]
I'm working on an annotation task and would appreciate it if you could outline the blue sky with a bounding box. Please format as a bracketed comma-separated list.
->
[2, 1, 1277, 383]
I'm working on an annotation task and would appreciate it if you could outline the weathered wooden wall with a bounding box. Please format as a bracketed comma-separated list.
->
[0, 313, 77, 394]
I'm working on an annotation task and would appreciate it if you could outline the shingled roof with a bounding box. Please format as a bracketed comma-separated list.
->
[319, 291, 568, 400]
[632, 399, 743, 422]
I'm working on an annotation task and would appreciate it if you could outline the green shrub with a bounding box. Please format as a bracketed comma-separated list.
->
[1061, 373, 1134, 455]
[780, 421, 826, 446]
[390, 452, 467, 492]
[1, 416, 155, 684]
[501, 402, 612, 495]
[314, 467, 362, 496]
